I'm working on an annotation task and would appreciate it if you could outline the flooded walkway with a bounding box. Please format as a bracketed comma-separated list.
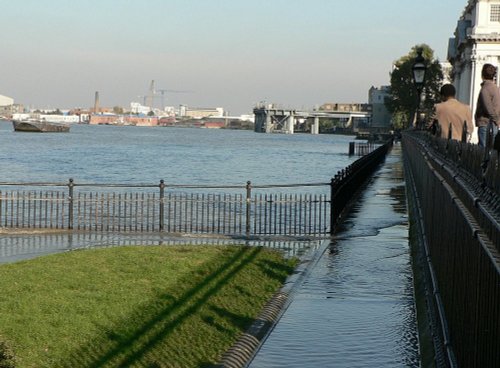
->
[249, 143, 420, 367]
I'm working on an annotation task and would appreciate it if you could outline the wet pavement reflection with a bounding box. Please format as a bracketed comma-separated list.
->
[0, 232, 319, 264]
[249, 143, 420, 367]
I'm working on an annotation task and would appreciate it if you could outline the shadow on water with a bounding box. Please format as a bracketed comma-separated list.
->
[57, 246, 269, 367]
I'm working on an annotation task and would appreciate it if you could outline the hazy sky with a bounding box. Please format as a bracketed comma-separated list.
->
[2, 0, 466, 114]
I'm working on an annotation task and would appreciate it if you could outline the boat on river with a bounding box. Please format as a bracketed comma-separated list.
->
[12, 119, 70, 133]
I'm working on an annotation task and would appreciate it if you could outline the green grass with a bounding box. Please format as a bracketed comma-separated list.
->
[0, 245, 297, 368]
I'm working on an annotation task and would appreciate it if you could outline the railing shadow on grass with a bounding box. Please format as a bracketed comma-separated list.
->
[58, 246, 275, 367]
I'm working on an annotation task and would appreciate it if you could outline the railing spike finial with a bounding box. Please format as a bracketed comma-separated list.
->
[461, 121, 468, 143]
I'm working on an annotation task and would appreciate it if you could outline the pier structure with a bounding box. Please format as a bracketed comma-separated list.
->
[253, 105, 371, 134]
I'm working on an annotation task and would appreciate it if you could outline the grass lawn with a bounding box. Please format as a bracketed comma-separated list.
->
[0, 245, 297, 367]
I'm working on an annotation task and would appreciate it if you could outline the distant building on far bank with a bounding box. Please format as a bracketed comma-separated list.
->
[0, 94, 14, 106]
[368, 86, 391, 128]
[0, 94, 23, 118]
[448, 0, 500, 143]
[179, 105, 224, 119]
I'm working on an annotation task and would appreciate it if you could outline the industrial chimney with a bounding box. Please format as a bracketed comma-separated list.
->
[94, 91, 100, 114]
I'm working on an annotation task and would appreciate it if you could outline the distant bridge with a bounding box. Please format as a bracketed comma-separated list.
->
[253, 105, 371, 134]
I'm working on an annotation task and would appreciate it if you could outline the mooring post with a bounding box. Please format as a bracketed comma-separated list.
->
[159, 179, 165, 232]
[348, 142, 355, 156]
[68, 178, 74, 229]
[246, 181, 252, 237]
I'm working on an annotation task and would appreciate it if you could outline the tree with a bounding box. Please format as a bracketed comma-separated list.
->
[385, 44, 444, 130]
[113, 106, 124, 115]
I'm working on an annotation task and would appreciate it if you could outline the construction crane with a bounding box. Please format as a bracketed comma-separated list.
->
[143, 80, 193, 110]
[156, 89, 193, 110]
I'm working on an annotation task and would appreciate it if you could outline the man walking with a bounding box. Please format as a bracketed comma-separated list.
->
[433, 84, 473, 141]
[475, 63, 500, 147]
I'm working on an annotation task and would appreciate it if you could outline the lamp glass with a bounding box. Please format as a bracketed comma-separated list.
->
[413, 67, 425, 85]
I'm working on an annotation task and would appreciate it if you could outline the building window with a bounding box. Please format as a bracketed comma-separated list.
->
[491, 4, 500, 22]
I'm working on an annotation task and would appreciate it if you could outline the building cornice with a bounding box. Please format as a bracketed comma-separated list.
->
[470, 33, 500, 42]
[470, 35, 500, 43]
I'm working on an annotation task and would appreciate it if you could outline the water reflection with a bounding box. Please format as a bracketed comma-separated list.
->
[0, 231, 321, 264]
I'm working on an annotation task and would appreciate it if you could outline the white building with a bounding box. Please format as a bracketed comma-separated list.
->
[0, 94, 14, 106]
[179, 105, 224, 118]
[130, 102, 151, 115]
[448, 0, 500, 141]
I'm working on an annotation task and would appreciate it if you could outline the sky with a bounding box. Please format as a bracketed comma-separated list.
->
[1, 0, 468, 115]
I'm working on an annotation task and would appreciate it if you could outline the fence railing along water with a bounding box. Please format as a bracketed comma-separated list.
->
[402, 130, 500, 368]
[0, 140, 392, 238]
[348, 141, 378, 156]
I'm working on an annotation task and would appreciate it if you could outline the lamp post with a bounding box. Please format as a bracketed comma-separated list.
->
[412, 48, 427, 129]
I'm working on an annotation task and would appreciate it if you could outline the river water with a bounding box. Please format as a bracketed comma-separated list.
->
[0, 122, 420, 366]
[0, 122, 354, 186]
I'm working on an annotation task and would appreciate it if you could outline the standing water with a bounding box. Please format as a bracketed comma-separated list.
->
[249, 144, 420, 367]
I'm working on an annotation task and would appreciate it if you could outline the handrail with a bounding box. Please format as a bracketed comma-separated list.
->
[403, 131, 500, 368]
[0, 180, 331, 190]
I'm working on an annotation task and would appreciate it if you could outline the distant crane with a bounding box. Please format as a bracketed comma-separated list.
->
[143, 80, 193, 110]
[156, 89, 193, 110]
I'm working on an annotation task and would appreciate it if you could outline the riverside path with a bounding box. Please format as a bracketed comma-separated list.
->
[248, 143, 421, 367]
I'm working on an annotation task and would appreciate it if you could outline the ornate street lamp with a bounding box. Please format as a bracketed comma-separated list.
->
[412, 48, 427, 129]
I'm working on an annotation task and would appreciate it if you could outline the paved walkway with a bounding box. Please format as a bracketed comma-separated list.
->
[249, 143, 420, 367]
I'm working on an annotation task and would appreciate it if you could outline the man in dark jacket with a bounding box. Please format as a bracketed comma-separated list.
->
[475, 63, 500, 147]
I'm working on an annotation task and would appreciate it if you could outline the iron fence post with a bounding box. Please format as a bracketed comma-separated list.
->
[159, 179, 165, 231]
[461, 120, 468, 143]
[246, 181, 252, 237]
[481, 121, 495, 172]
[348, 142, 355, 156]
[330, 177, 335, 235]
[68, 178, 74, 229]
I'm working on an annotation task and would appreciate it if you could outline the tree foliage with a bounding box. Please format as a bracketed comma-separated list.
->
[385, 44, 444, 129]
[113, 106, 124, 115]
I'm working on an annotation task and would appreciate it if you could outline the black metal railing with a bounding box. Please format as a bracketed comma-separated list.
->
[419, 121, 500, 199]
[0, 140, 392, 237]
[0, 181, 330, 237]
[348, 141, 378, 156]
[403, 131, 500, 368]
